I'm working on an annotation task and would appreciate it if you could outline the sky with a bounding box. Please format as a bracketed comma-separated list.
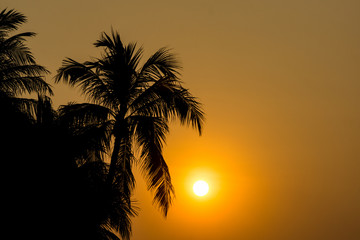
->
[4, 0, 360, 239]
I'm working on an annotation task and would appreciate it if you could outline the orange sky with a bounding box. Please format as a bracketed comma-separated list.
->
[5, 0, 360, 239]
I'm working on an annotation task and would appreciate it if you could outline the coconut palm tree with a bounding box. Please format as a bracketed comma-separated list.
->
[0, 8, 52, 133]
[0, 8, 51, 197]
[55, 30, 204, 239]
[0, 9, 55, 239]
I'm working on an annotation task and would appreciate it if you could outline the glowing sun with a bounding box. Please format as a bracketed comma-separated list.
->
[193, 180, 209, 196]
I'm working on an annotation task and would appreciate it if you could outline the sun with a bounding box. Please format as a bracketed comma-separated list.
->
[193, 180, 209, 196]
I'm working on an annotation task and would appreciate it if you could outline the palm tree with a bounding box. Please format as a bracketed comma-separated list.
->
[0, 8, 52, 130]
[0, 8, 51, 198]
[55, 30, 204, 239]
[0, 9, 55, 239]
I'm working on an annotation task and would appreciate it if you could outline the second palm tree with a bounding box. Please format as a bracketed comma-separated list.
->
[55, 30, 204, 239]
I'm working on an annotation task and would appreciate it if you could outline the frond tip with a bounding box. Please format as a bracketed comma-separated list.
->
[0, 8, 27, 32]
[172, 88, 205, 135]
[152, 163, 175, 217]
[144, 148, 175, 217]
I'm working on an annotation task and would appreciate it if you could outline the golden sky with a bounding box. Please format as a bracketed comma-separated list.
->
[5, 0, 360, 239]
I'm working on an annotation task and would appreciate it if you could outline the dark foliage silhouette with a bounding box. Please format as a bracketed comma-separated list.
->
[3, 93, 126, 239]
[0, 8, 54, 239]
[0, 7, 51, 175]
[1, 8, 204, 240]
[56, 30, 205, 238]
[0, 9, 117, 240]
[29, 95, 129, 240]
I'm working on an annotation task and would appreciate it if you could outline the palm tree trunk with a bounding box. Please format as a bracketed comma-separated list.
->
[107, 134, 121, 185]
[107, 111, 128, 186]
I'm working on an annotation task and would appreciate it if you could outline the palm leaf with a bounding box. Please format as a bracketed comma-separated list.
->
[0, 32, 37, 64]
[55, 58, 117, 108]
[94, 30, 124, 53]
[170, 87, 205, 135]
[132, 115, 174, 216]
[105, 194, 138, 240]
[0, 75, 52, 95]
[139, 47, 181, 80]
[71, 121, 113, 165]
[128, 76, 178, 117]
[0, 9, 27, 33]
[112, 133, 136, 202]
[58, 103, 114, 127]
[130, 77, 204, 135]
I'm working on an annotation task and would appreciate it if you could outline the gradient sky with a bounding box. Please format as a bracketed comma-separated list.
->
[4, 0, 360, 239]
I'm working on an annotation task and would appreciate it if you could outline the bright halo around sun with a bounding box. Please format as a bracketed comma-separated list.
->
[193, 180, 209, 196]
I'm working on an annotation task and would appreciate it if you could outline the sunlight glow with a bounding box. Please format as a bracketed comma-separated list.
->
[193, 180, 209, 196]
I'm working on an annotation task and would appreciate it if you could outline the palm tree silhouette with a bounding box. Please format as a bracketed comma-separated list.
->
[0, 9, 55, 239]
[0, 8, 51, 188]
[0, 8, 52, 132]
[56, 30, 204, 238]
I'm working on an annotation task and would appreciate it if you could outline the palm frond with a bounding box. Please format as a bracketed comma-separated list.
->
[105, 195, 138, 240]
[76, 160, 108, 183]
[58, 102, 114, 127]
[0, 63, 49, 76]
[0, 9, 27, 33]
[124, 42, 143, 71]
[144, 145, 174, 217]
[129, 77, 204, 135]
[132, 115, 174, 216]
[55, 58, 99, 88]
[97, 224, 122, 240]
[95, 30, 123, 50]
[56, 103, 114, 165]
[0, 32, 37, 64]
[7, 96, 37, 122]
[55, 58, 117, 108]
[72, 121, 114, 165]
[128, 76, 178, 117]
[0, 75, 52, 95]
[112, 134, 136, 201]
[170, 87, 205, 135]
[139, 47, 181, 80]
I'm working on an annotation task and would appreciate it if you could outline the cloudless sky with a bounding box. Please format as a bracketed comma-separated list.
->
[4, 0, 360, 239]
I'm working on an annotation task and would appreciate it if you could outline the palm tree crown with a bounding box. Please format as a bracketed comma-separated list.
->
[56, 30, 204, 239]
[0, 8, 51, 96]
